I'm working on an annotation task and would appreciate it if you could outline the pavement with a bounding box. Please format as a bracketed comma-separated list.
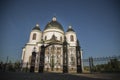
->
[0, 71, 120, 80]
[71, 73, 120, 80]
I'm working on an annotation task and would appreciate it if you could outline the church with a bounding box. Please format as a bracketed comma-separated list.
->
[21, 17, 82, 73]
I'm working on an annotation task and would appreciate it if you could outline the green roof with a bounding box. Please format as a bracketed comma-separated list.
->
[44, 21, 64, 31]
[67, 28, 75, 32]
[32, 25, 41, 31]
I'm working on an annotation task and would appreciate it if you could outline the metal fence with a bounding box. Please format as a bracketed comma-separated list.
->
[82, 55, 120, 73]
[0, 55, 120, 73]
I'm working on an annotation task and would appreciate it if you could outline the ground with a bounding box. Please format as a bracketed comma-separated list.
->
[0, 72, 119, 80]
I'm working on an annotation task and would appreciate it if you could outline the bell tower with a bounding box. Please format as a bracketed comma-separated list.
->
[29, 24, 42, 43]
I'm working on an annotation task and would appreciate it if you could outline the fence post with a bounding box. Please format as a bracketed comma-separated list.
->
[89, 57, 94, 73]
[39, 45, 45, 73]
[63, 37, 68, 73]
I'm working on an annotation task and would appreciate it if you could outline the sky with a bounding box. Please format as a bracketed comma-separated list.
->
[0, 0, 120, 62]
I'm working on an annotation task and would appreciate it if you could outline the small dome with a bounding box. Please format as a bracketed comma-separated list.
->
[32, 24, 41, 31]
[44, 17, 64, 31]
[67, 25, 75, 32]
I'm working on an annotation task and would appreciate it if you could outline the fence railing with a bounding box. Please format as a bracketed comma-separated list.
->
[0, 55, 120, 73]
[82, 55, 120, 73]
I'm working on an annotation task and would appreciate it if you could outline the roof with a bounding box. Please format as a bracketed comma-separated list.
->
[32, 24, 41, 31]
[44, 17, 64, 31]
[67, 28, 75, 32]
[66, 26, 75, 32]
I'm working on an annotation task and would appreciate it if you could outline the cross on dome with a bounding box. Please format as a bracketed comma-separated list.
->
[68, 25, 72, 29]
[36, 24, 39, 27]
[32, 23, 41, 30]
[52, 16, 57, 21]
[67, 25, 75, 32]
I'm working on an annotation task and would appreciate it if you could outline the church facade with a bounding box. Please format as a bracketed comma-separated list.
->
[21, 17, 82, 73]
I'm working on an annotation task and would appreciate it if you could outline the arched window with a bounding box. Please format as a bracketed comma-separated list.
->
[60, 36, 62, 41]
[45, 36, 47, 40]
[32, 33, 36, 40]
[70, 35, 74, 41]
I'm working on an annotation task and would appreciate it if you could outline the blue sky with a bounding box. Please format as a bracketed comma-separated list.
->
[0, 0, 120, 62]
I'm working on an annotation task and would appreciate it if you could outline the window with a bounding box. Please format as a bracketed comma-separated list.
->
[32, 33, 36, 40]
[55, 37, 57, 40]
[71, 54, 75, 65]
[60, 36, 62, 41]
[45, 36, 47, 40]
[57, 47, 61, 54]
[70, 35, 74, 41]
